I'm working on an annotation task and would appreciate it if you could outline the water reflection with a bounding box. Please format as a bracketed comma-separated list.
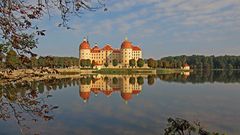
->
[0, 70, 240, 134]
[79, 75, 147, 103]
[0, 82, 59, 134]
[158, 70, 240, 83]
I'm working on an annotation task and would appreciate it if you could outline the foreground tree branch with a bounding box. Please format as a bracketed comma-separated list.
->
[0, 0, 106, 57]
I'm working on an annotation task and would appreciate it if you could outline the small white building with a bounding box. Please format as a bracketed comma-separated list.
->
[182, 64, 190, 70]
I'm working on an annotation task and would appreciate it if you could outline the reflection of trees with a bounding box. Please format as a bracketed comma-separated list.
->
[80, 77, 92, 85]
[164, 117, 223, 135]
[0, 82, 58, 134]
[129, 77, 136, 85]
[147, 75, 155, 85]
[137, 76, 144, 85]
[159, 70, 240, 83]
[112, 77, 118, 84]
[0, 77, 80, 134]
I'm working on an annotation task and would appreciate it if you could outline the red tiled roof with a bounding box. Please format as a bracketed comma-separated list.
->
[102, 44, 113, 51]
[102, 90, 113, 96]
[91, 88, 100, 94]
[113, 49, 121, 53]
[121, 40, 132, 49]
[113, 88, 120, 91]
[184, 64, 189, 67]
[132, 45, 141, 51]
[91, 45, 100, 53]
[79, 41, 90, 49]
[80, 92, 90, 100]
[121, 93, 132, 101]
[132, 90, 141, 95]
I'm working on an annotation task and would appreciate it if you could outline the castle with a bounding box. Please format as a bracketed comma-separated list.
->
[79, 37, 142, 67]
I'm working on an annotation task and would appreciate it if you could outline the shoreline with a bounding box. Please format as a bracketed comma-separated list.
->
[0, 67, 202, 84]
[0, 68, 82, 85]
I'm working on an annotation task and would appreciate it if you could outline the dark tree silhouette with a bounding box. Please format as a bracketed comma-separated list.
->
[164, 117, 224, 135]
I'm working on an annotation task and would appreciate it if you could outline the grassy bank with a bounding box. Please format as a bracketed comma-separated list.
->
[93, 68, 155, 74]
[156, 68, 192, 74]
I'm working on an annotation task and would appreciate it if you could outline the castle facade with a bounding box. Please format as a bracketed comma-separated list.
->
[79, 37, 142, 67]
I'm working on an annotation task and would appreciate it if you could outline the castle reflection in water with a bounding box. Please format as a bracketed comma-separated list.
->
[79, 75, 148, 103]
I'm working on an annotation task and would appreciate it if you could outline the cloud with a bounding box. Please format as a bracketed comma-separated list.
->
[38, 0, 240, 57]
[78, 1, 239, 37]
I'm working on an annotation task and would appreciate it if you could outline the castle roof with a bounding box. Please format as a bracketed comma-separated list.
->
[79, 37, 142, 51]
[132, 90, 141, 95]
[91, 45, 100, 53]
[102, 44, 113, 51]
[121, 93, 132, 101]
[79, 38, 90, 50]
[102, 90, 113, 96]
[121, 40, 133, 49]
[113, 49, 121, 53]
[91, 88, 100, 94]
[132, 45, 141, 51]
[79, 92, 90, 100]
[184, 64, 189, 67]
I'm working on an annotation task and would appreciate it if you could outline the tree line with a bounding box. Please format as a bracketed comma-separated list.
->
[0, 49, 79, 69]
[159, 55, 240, 70]
[2, 49, 240, 70]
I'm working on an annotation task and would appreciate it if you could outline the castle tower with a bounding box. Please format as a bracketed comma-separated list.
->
[121, 76, 133, 103]
[79, 78, 91, 103]
[79, 37, 91, 62]
[121, 37, 133, 66]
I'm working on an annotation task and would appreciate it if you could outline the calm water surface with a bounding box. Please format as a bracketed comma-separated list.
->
[0, 71, 240, 135]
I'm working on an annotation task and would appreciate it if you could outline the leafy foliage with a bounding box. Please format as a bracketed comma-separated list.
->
[147, 58, 157, 68]
[80, 59, 91, 68]
[0, 0, 106, 56]
[104, 62, 109, 67]
[129, 59, 136, 68]
[129, 77, 135, 84]
[112, 59, 118, 67]
[137, 76, 144, 85]
[137, 58, 145, 67]
[147, 75, 155, 85]
[164, 117, 225, 135]
[1, 55, 79, 69]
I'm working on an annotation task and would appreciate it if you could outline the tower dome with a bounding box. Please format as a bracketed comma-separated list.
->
[121, 38, 132, 49]
[79, 37, 90, 50]
[121, 93, 132, 101]
[80, 91, 90, 101]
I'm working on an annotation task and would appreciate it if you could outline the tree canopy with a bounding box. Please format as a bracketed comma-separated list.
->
[159, 55, 240, 70]
[129, 59, 136, 68]
[137, 58, 144, 68]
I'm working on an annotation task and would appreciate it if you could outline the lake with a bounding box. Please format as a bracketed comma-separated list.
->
[0, 70, 240, 135]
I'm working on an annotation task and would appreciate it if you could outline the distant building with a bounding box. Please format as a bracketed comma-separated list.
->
[79, 37, 142, 67]
[182, 64, 190, 70]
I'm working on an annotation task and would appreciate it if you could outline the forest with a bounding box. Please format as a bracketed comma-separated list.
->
[1, 49, 240, 70]
[156, 55, 240, 69]
[0, 49, 79, 69]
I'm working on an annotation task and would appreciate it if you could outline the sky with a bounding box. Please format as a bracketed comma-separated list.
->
[34, 0, 240, 59]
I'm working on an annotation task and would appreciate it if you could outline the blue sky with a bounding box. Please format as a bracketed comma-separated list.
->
[34, 0, 240, 58]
